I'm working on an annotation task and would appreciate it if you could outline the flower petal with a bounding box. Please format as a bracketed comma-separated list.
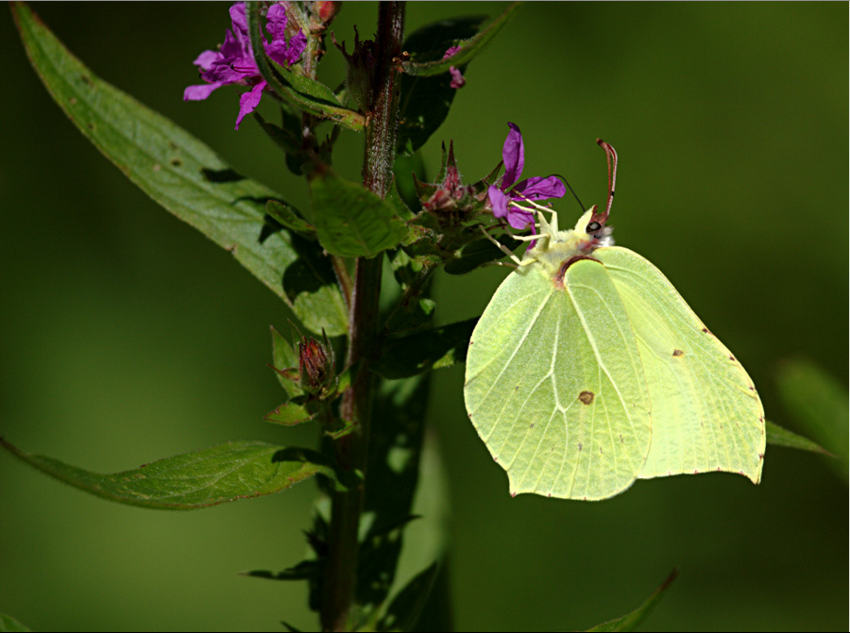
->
[490, 185, 534, 231]
[501, 122, 524, 190]
[229, 2, 250, 37]
[265, 3, 306, 67]
[488, 185, 509, 219]
[506, 208, 534, 231]
[235, 81, 266, 129]
[284, 29, 308, 65]
[184, 82, 224, 101]
[265, 3, 288, 39]
[193, 50, 221, 71]
[512, 176, 566, 201]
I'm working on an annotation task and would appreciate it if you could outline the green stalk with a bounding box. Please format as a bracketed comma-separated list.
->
[320, 3, 406, 631]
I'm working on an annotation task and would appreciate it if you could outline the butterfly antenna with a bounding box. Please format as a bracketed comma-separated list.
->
[552, 174, 585, 212]
[595, 139, 618, 224]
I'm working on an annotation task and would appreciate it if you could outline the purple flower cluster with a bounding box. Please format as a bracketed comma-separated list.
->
[184, 2, 307, 130]
[488, 123, 565, 230]
[443, 46, 465, 89]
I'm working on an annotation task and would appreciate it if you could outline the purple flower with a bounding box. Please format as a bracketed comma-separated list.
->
[488, 123, 566, 230]
[183, 2, 308, 130]
[448, 67, 465, 89]
[443, 47, 465, 89]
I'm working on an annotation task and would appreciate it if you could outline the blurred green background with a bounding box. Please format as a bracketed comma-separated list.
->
[1, 3, 846, 631]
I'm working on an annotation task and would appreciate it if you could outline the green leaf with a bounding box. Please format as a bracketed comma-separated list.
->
[385, 297, 437, 335]
[253, 109, 311, 176]
[11, 2, 347, 336]
[376, 562, 439, 631]
[443, 234, 520, 275]
[264, 402, 316, 426]
[765, 420, 831, 455]
[266, 200, 316, 237]
[0, 613, 31, 632]
[282, 233, 349, 335]
[242, 560, 321, 581]
[393, 153, 427, 214]
[0, 438, 336, 510]
[586, 569, 678, 632]
[375, 318, 478, 379]
[254, 110, 301, 153]
[310, 170, 408, 258]
[401, 3, 522, 77]
[245, 2, 364, 131]
[775, 358, 848, 480]
[271, 326, 304, 399]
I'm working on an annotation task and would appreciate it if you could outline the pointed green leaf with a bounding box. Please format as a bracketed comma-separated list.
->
[0, 613, 31, 632]
[376, 563, 439, 632]
[266, 200, 316, 236]
[254, 111, 301, 154]
[11, 2, 346, 336]
[401, 3, 522, 77]
[310, 171, 408, 258]
[392, 153, 427, 214]
[775, 358, 848, 480]
[443, 234, 521, 275]
[265, 402, 316, 426]
[245, 2, 364, 131]
[587, 569, 678, 632]
[254, 110, 311, 176]
[271, 326, 304, 399]
[385, 297, 437, 335]
[375, 318, 478, 379]
[242, 560, 321, 581]
[0, 438, 336, 510]
[765, 420, 831, 455]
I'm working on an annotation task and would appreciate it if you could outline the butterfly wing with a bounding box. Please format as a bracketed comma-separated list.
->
[596, 246, 766, 483]
[464, 259, 652, 500]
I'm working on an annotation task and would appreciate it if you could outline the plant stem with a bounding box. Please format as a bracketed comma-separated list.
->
[320, 3, 405, 631]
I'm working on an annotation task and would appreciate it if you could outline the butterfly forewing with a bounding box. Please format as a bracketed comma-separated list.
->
[464, 259, 652, 500]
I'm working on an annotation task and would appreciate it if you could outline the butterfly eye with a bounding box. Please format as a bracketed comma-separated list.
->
[586, 221, 602, 234]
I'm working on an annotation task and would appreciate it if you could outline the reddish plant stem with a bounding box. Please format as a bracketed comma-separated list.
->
[320, 3, 405, 631]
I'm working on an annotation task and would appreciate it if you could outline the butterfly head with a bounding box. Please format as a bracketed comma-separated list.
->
[525, 140, 618, 276]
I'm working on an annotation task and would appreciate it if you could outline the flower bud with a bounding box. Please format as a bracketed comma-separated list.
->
[313, 1, 342, 25]
[419, 142, 478, 219]
[298, 334, 337, 398]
